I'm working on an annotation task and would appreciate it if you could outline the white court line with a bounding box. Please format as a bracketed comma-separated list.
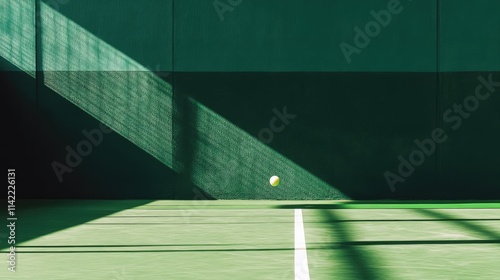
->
[295, 209, 310, 280]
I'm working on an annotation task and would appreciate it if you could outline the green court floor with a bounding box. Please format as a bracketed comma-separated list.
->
[2, 200, 500, 279]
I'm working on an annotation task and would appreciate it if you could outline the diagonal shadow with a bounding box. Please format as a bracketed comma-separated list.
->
[17, 238, 500, 249]
[31, 1, 348, 200]
[317, 209, 389, 280]
[0, 200, 153, 250]
[414, 208, 500, 240]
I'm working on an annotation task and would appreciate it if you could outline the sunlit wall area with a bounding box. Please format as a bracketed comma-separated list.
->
[40, 2, 173, 167]
[177, 97, 349, 199]
[26, 0, 177, 198]
[0, 0, 36, 76]
[174, 73, 437, 199]
[40, 0, 172, 73]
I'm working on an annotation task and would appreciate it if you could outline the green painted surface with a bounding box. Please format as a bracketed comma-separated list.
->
[1, 200, 500, 279]
[1, 200, 295, 279]
[2, 0, 500, 200]
[41, 0, 172, 71]
[440, 0, 500, 71]
[439, 72, 500, 196]
[174, 0, 436, 72]
[175, 72, 437, 199]
[0, 0, 36, 75]
[303, 207, 500, 279]
[35, 82, 177, 199]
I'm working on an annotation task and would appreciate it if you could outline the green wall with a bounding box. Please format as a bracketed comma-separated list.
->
[2, 0, 499, 199]
[439, 0, 500, 71]
[174, 0, 436, 71]
[437, 0, 500, 198]
[439, 72, 500, 198]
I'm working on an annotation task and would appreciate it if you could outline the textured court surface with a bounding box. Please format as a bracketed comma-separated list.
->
[1, 200, 500, 279]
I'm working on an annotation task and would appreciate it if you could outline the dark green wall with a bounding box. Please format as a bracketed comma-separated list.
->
[174, 0, 436, 71]
[439, 72, 500, 198]
[439, 0, 500, 71]
[437, 0, 500, 198]
[175, 72, 437, 199]
[2, 0, 500, 199]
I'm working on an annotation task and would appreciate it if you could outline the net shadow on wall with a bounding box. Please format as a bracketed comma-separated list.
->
[1, 1, 348, 200]
[0, 0, 36, 76]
